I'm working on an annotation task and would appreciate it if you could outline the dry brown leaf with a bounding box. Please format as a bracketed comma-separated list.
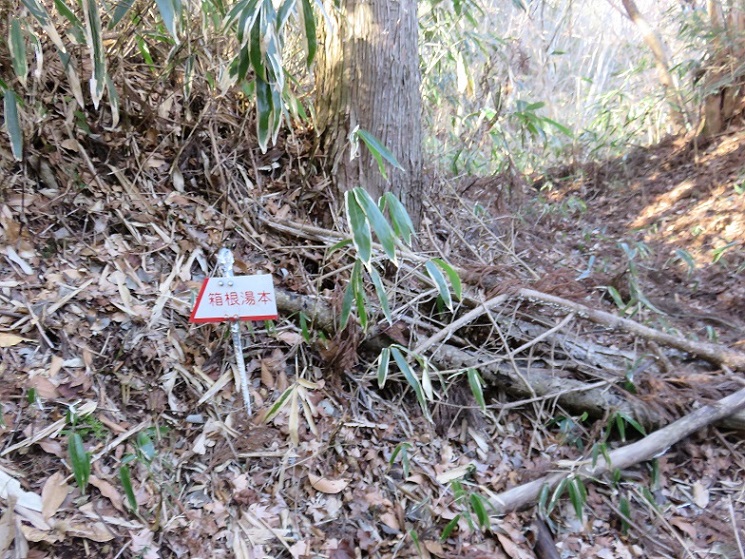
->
[424, 540, 445, 557]
[0, 497, 16, 556]
[0, 333, 31, 348]
[21, 525, 63, 544]
[64, 520, 114, 542]
[308, 473, 349, 494]
[41, 472, 69, 520]
[30, 376, 59, 400]
[670, 517, 698, 539]
[260, 361, 274, 389]
[496, 532, 527, 559]
[380, 512, 400, 532]
[89, 475, 124, 511]
[691, 481, 709, 509]
[277, 331, 303, 346]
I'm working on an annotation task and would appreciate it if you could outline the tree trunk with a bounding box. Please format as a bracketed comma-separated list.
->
[697, 0, 745, 139]
[315, 0, 423, 227]
[619, 0, 689, 130]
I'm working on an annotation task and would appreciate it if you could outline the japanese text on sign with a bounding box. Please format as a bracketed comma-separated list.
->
[189, 274, 278, 323]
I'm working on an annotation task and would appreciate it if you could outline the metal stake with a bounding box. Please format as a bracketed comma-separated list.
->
[217, 248, 252, 416]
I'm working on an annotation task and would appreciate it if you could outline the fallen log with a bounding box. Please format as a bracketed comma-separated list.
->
[272, 286, 745, 432]
[487, 386, 745, 515]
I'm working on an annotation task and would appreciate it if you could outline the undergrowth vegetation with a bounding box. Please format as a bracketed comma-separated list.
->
[1, 1, 745, 558]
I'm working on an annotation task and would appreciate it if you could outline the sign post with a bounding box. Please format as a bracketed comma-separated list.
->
[189, 248, 278, 416]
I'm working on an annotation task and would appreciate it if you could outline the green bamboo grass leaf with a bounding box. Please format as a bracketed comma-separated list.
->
[339, 279, 354, 330]
[619, 497, 631, 534]
[68, 433, 90, 494]
[136, 431, 155, 462]
[20, 0, 50, 25]
[21, 0, 69, 57]
[119, 466, 137, 512]
[276, 0, 295, 28]
[109, 0, 137, 28]
[299, 312, 310, 343]
[353, 188, 397, 264]
[537, 483, 550, 515]
[249, 15, 264, 77]
[605, 285, 626, 309]
[255, 76, 272, 152]
[389, 442, 410, 477]
[270, 85, 282, 145]
[352, 262, 368, 331]
[421, 369, 433, 400]
[9, 20, 28, 87]
[377, 347, 391, 388]
[3, 91, 23, 161]
[432, 258, 462, 301]
[155, 0, 180, 42]
[137, 37, 156, 70]
[228, 0, 260, 43]
[425, 260, 453, 311]
[391, 346, 428, 417]
[355, 128, 404, 180]
[381, 192, 415, 245]
[264, 385, 295, 422]
[466, 368, 485, 412]
[82, 0, 106, 108]
[440, 515, 460, 540]
[326, 238, 352, 255]
[548, 477, 568, 514]
[469, 494, 489, 529]
[567, 477, 586, 520]
[369, 267, 392, 324]
[105, 73, 120, 128]
[54, 0, 84, 33]
[299, 0, 316, 67]
[543, 117, 573, 136]
[345, 191, 372, 264]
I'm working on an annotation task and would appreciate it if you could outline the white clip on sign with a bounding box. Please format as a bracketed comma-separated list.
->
[189, 274, 278, 323]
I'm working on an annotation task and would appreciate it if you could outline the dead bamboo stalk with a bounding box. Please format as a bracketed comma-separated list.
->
[488, 387, 745, 515]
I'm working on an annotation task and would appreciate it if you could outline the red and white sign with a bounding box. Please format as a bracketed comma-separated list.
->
[189, 274, 278, 324]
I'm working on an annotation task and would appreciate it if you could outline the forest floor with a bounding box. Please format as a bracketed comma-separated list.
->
[1, 85, 745, 559]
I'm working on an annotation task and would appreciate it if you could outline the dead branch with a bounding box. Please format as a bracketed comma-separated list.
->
[518, 288, 745, 371]
[264, 218, 745, 371]
[272, 286, 745, 432]
[488, 386, 745, 516]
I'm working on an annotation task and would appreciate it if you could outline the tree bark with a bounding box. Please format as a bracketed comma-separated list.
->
[697, 0, 745, 138]
[315, 0, 423, 227]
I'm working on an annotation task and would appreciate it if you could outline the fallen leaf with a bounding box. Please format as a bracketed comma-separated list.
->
[308, 473, 349, 494]
[670, 517, 697, 539]
[435, 463, 474, 485]
[0, 333, 31, 348]
[90, 475, 124, 511]
[0, 470, 42, 511]
[380, 512, 400, 532]
[0, 497, 16, 556]
[691, 481, 709, 509]
[277, 331, 303, 345]
[41, 472, 69, 520]
[64, 520, 114, 542]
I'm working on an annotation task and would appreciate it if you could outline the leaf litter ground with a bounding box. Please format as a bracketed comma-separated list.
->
[1, 76, 745, 558]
